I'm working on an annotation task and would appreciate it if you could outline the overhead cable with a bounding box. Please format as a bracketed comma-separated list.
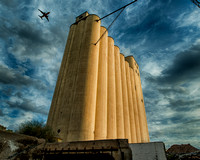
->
[94, 0, 138, 45]
[97, 0, 138, 21]
[94, 7, 125, 45]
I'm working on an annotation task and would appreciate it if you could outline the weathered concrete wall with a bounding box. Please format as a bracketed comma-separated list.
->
[32, 139, 132, 160]
[129, 142, 167, 160]
[0, 131, 166, 160]
[47, 13, 149, 143]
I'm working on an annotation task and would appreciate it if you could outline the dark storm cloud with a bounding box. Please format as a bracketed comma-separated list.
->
[17, 23, 50, 45]
[6, 99, 48, 115]
[167, 98, 200, 113]
[151, 123, 200, 140]
[184, 118, 200, 124]
[147, 44, 200, 85]
[5, 91, 48, 115]
[158, 87, 186, 95]
[111, 4, 182, 64]
[0, 18, 50, 53]
[169, 99, 199, 109]
[0, 64, 46, 90]
[161, 45, 200, 83]
[0, 109, 4, 116]
[0, 0, 17, 8]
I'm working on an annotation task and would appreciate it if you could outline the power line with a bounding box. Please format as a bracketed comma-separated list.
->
[191, 0, 200, 8]
[94, 8, 125, 45]
[97, 0, 138, 22]
[94, 0, 138, 45]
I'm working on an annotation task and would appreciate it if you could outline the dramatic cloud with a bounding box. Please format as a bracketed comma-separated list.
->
[0, 64, 46, 90]
[159, 44, 200, 84]
[142, 41, 200, 148]
[6, 97, 48, 115]
[0, 0, 200, 149]
[0, 109, 4, 117]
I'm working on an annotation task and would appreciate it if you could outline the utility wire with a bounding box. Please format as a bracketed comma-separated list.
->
[94, 8, 125, 45]
[97, 0, 138, 21]
[191, 0, 200, 8]
[94, 0, 138, 45]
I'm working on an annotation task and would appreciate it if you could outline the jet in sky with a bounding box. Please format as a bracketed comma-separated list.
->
[38, 9, 50, 21]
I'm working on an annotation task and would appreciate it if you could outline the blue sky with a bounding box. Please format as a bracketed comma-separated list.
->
[0, 0, 200, 149]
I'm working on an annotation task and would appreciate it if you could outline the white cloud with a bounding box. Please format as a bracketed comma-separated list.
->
[176, 9, 200, 28]
[143, 61, 162, 76]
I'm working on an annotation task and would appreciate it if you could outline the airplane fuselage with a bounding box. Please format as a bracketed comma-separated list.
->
[38, 9, 50, 21]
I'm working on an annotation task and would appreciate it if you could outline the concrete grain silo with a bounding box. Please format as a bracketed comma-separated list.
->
[94, 26, 108, 140]
[107, 36, 117, 139]
[125, 56, 150, 142]
[120, 56, 132, 141]
[114, 46, 124, 139]
[47, 12, 150, 143]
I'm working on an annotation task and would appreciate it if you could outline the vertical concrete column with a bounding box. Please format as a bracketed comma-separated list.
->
[114, 46, 124, 139]
[125, 63, 137, 143]
[47, 24, 76, 128]
[130, 68, 141, 143]
[47, 22, 80, 140]
[67, 15, 101, 141]
[120, 54, 131, 142]
[107, 37, 117, 139]
[95, 26, 108, 140]
[137, 69, 150, 142]
[57, 20, 86, 141]
[125, 56, 149, 142]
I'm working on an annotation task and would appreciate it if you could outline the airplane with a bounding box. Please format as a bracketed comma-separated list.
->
[38, 9, 50, 21]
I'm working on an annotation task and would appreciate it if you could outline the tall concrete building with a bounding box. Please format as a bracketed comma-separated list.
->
[47, 12, 149, 143]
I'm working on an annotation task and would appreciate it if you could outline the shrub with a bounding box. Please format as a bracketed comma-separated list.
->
[17, 120, 55, 142]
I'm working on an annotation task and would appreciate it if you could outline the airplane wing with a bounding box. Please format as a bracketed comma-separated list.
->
[46, 12, 50, 15]
[38, 9, 44, 14]
[45, 16, 49, 22]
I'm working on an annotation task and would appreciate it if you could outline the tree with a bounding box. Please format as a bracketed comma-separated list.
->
[17, 120, 55, 142]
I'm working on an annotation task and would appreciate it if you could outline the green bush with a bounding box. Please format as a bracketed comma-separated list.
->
[17, 120, 55, 142]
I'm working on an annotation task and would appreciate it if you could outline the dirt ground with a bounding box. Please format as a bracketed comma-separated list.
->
[0, 130, 45, 160]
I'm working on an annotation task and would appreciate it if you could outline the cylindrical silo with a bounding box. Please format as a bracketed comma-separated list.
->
[47, 24, 76, 128]
[94, 26, 108, 140]
[107, 37, 117, 139]
[137, 69, 150, 142]
[120, 54, 131, 142]
[58, 20, 87, 141]
[125, 63, 137, 143]
[130, 68, 141, 143]
[125, 56, 149, 142]
[48, 20, 84, 141]
[67, 14, 101, 141]
[114, 46, 124, 139]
